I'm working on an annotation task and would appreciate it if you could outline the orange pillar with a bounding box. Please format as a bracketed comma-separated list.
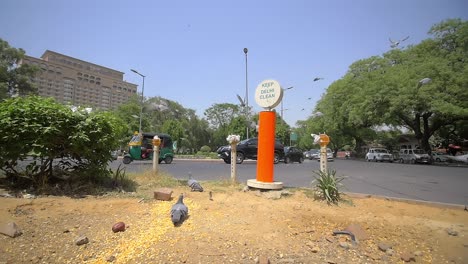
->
[256, 111, 276, 182]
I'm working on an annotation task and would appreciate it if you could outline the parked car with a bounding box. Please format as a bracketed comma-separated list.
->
[366, 148, 393, 162]
[317, 148, 334, 162]
[284, 146, 305, 163]
[431, 152, 448, 162]
[305, 149, 320, 160]
[217, 137, 285, 164]
[399, 149, 431, 164]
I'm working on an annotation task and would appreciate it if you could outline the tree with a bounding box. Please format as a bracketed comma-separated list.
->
[0, 38, 38, 100]
[161, 119, 184, 147]
[204, 103, 243, 147]
[307, 19, 468, 154]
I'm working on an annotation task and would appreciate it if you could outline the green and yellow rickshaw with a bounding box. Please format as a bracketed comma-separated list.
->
[122, 132, 174, 164]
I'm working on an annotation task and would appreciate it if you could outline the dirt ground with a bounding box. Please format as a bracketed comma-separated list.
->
[0, 179, 467, 264]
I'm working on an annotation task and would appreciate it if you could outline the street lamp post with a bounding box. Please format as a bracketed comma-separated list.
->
[243, 48, 249, 138]
[280, 86, 294, 120]
[131, 69, 146, 133]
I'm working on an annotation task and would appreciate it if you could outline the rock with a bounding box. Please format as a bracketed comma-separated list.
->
[387, 249, 395, 256]
[242, 186, 249, 192]
[154, 188, 173, 201]
[311, 246, 319, 253]
[23, 194, 36, 199]
[344, 223, 368, 240]
[0, 222, 23, 238]
[400, 252, 416, 262]
[446, 228, 458, 236]
[112, 222, 126, 233]
[106, 255, 116, 262]
[262, 191, 283, 200]
[258, 256, 270, 264]
[255, 256, 270, 264]
[75, 235, 89, 246]
[413, 250, 423, 256]
[339, 242, 350, 249]
[378, 242, 392, 252]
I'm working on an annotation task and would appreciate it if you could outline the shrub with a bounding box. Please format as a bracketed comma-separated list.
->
[0, 96, 121, 191]
[312, 169, 345, 205]
[200, 145, 211, 153]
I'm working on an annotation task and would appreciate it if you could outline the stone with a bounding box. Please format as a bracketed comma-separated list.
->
[387, 249, 395, 256]
[0, 222, 23, 238]
[262, 191, 283, 200]
[311, 246, 319, 253]
[344, 223, 369, 241]
[400, 252, 416, 262]
[446, 228, 458, 236]
[75, 235, 89, 246]
[106, 255, 116, 262]
[154, 188, 173, 201]
[258, 256, 270, 264]
[378, 242, 392, 252]
[339, 242, 350, 249]
[413, 250, 423, 256]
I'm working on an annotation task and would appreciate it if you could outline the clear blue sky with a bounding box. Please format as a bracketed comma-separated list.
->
[1, 0, 467, 126]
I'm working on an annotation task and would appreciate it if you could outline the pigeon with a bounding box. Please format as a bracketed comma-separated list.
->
[170, 194, 188, 226]
[389, 36, 409, 48]
[188, 172, 204, 192]
[417, 78, 432, 88]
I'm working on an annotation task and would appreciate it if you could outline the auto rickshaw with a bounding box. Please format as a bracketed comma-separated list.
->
[122, 132, 174, 164]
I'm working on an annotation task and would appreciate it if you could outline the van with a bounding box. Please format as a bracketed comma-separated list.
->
[399, 149, 431, 164]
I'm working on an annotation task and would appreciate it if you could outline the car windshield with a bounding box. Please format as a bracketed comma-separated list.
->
[374, 149, 388, 153]
[413, 149, 426, 154]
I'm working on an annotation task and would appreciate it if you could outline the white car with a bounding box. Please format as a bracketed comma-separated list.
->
[431, 152, 448, 162]
[317, 148, 334, 161]
[366, 148, 393, 162]
[399, 149, 431, 164]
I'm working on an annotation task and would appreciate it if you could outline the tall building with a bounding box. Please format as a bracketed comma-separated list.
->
[19, 50, 138, 110]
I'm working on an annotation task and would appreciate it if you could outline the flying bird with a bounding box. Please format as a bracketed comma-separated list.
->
[170, 194, 189, 226]
[188, 172, 204, 192]
[313, 77, 324, 82]
[389, 36, 409, 48]
[417, 78, 432, 88]
[236, 94, 245, 107]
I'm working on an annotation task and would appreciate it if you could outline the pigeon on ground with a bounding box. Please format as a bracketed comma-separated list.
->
[188, 172, 204, 192]
[170, 194, 188, 226]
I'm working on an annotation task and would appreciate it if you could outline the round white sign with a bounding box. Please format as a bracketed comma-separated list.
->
[254, 80, 283, 109]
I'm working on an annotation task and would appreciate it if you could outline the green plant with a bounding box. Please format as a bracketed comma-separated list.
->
[200, 145, 211, 153]
[0, 96, 121, 191]
[312, 169, 345, 205]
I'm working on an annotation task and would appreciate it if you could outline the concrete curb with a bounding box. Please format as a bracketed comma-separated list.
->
[343, 192, 466, 209]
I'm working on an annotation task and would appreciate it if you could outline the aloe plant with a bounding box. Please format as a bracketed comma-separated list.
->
[312, 169, 345, 205]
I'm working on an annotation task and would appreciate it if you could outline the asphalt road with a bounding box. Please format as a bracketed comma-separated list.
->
[112, 158, 468, 206]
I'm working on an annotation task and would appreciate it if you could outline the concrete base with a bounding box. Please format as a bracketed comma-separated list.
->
[247, 179, 283, 190]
